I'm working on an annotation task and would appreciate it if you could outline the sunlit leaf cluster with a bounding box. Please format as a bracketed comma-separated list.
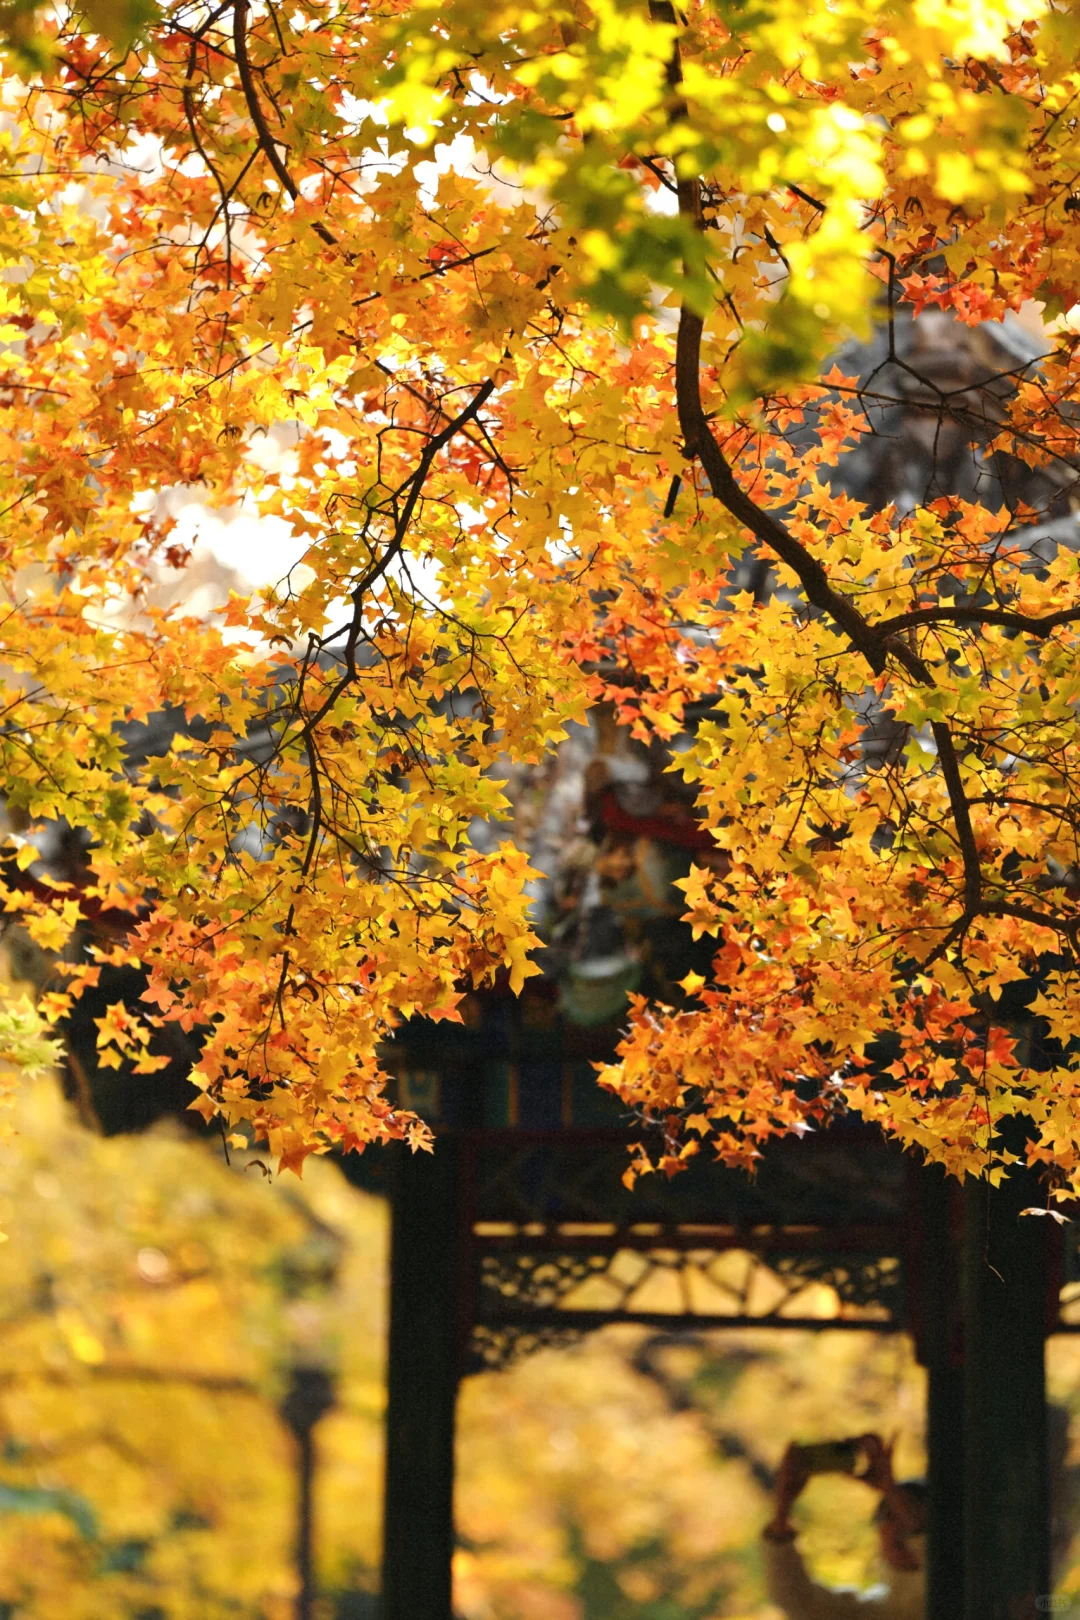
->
[1, 0, 1080, 1185]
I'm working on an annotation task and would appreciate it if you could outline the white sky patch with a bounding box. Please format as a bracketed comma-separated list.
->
[179, 502, 306, 595]
[126, 484, 310, 635]
[644, 182, 679, 217]
[548, 513, 579, 568]
[414, 133, 475, 210]
[413, 130, 530, 213]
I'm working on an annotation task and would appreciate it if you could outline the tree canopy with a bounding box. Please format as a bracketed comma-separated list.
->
[2, 0, 1080, 1187]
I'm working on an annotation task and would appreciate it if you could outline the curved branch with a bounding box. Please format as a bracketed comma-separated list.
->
[266, 378, 496, 1022]
[920, 896, 1079, 973]
[930, 719, 982, 913]
[649, 9, 889, 679]
[654, 2, 997, 943]
[980, 898, 1080, 943]
[232, 0, 337, 247]
[877, 603, 1080, 640]
[342, 377, 497, 646]
[675, 307, 888, 675]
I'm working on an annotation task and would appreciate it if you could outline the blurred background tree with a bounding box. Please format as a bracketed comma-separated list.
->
[455, 1328, 927, 1620]
[0, 1076, 386, 1618]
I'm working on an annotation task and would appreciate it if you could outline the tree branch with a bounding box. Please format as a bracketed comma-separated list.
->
[877, 603, 1080, 640]
[232, 0, 337, 247]
[979, 898, 1080, 943]
[929, 719, 982, 913]
[653, 0, 998, 943]
[263, 378, 496, 1036]
[674, 305, 889, 675]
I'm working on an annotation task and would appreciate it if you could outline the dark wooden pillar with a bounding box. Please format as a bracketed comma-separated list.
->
[383, 1138, 461, 1620]
[962, 1165, 1050, 1620]
[918, 1166, 965, 1620]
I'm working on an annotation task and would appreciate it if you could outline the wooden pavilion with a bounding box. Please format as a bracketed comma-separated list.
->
[379, 298, 1080, 1620]
[383, 924, 1074, 1620]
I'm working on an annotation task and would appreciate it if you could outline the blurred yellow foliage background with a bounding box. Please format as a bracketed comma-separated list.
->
[0, 1082, 386, 1618]
[0, 1079, 1077, 1617]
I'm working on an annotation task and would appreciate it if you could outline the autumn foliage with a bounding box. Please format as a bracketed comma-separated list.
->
[1, 0, 1080, 1187]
